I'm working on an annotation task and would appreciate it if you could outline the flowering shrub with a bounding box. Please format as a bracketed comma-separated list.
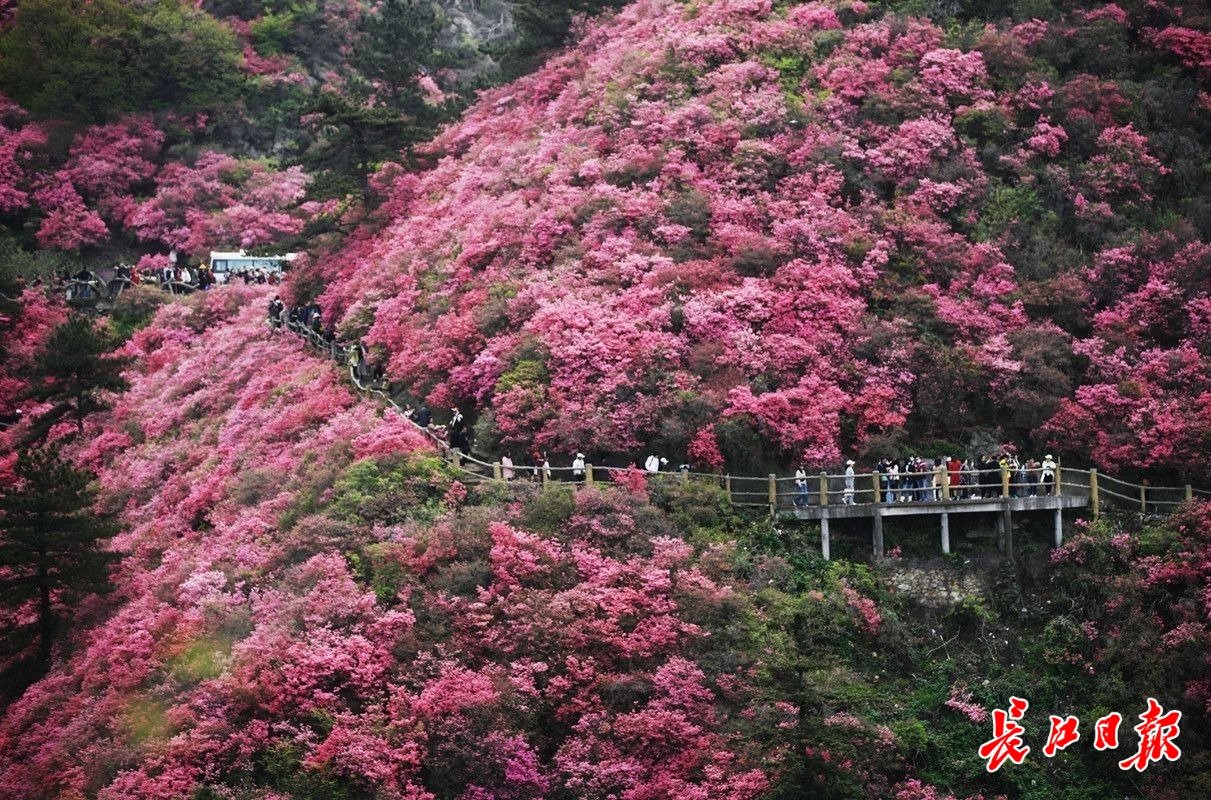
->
[1042, 237, 1211, 477]
[0, 92, 45, 213]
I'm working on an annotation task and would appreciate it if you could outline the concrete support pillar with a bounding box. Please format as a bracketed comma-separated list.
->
[820, 514, 831, 561]
[1090, 469, 1100, 518]
[940, 512, 950, 555]
[1054, 507, 1063, 548]
[995, 513, 1005, 552]
[872, 508, 884, 561]
[1003, 509, 1014, 560]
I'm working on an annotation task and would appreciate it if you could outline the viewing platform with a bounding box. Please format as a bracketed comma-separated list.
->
[780, 491, 1089, 561]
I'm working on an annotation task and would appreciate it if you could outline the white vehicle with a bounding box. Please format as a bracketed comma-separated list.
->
[208, 250, 297, 278]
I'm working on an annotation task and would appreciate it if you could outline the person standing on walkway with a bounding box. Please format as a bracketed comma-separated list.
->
[1041, 454, 1057, 496]
[572, 452, 586, 484]
[947, 455, 962, 499]
[449, 408, 469, 454]
[794, 466, 809, 507]
[843, 460, 856, 505]
[501, 454, 515, 481]
[268, 295, 284, 328]
[413, 403, 431, 429]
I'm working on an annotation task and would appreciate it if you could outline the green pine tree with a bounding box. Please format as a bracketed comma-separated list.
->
[26, 314, 130, 442]
[0, 449, 119, 675]
[352, 0, 442, 111]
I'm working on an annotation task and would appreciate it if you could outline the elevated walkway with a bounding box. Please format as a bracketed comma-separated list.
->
[780, 492, 1089, 561]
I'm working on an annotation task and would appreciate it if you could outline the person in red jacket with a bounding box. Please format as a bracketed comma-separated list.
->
[947, 456, 963, 499]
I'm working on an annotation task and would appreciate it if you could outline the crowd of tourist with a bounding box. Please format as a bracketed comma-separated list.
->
[12, 263, 283, 302]
[791, 454, 1058, 507]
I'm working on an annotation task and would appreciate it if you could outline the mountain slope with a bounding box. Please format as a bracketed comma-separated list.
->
[302, 0, 1211, 480]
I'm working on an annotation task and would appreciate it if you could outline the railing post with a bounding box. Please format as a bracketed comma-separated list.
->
[493, 462, 503, 481]
[1140, 482, 1147, 513]
[941, 469, 950, 501]
[1001, 466, 1010, 499]
[1055, 464, 1062, 496]
[1090, 469, 1099, 518]
[818, 472, 829, 507]
[872, 507, 884, 561]
[725, 474, 733, 506]
[1186, 484, 1193, 503]
[872, 471, 881, 505]
[768, 474, 777, 512]
[541, 465, 549, 489]
[586, 463, 594, 486]
[680, 469, 688, 484]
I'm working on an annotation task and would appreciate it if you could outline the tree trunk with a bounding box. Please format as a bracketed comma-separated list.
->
[37, 548, 54, 667]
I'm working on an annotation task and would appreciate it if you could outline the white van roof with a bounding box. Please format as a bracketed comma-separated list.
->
[209, 250, 298, 261]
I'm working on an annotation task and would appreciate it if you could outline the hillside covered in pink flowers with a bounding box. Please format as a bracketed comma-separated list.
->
[0, 288, 1208, 800]
[301, 0, 1211, 481]
[2, 1, 1211, 799]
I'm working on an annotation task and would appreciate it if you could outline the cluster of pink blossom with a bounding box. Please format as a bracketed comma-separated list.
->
[0, 93, 45, 213]
[1042, 236, 1211, 477]
[299, 0, 1209, 477]
[1047, 502, 1211, 723]
[2, 105, 317, 257]
[944, 685, 989, 724]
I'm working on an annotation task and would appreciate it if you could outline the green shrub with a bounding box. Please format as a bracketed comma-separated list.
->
[520, 483, 577, 532]
[108, 285, 172, 341]
[330, 453, 453, 525]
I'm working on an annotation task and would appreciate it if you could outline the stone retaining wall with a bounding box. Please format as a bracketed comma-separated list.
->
[882, 562, 990, 607]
